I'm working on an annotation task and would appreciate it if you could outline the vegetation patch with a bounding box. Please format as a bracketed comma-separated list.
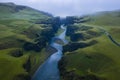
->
[9, 48, 23, 57]
[63, 40, 98, 52]
[60, 10, 120, 80]
[0, 3, 61, 80]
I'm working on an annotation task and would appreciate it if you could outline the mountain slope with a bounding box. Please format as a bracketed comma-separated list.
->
[85, 10, 120, 42]
[0, 2, 60, 80]
[59, 10, 120, 80]
[0, 2, 52, 20]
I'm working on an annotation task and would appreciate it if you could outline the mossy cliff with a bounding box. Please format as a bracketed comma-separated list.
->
[59, 10, 120, 80]
[0, 2, 61, 80]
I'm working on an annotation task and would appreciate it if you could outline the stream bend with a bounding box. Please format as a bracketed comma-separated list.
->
[32, 25, 67, 80]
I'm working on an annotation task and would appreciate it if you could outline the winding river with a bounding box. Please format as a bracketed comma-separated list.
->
[32, 25, 67, 80]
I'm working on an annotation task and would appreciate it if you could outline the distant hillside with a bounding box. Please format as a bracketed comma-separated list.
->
[85, 10, 120, 42]
[0, 2, 52, 20]
[86, 10, 120, 26]
[0, 2, 60, 80]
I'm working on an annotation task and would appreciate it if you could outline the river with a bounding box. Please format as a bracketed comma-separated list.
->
[32, 25, 67, 80]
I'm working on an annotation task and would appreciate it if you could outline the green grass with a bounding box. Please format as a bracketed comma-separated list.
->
[0, 3, 51, 20]
[0, 48, 28, 80]
[61, 10, 120, 80]
[29, 48, 49, 75]
[0, 48, 49, 80]
[86, 10, 120, 26]
[63, 35, 120, 80]
[85, 10, 120, 42]
[0, 2, 53, 80]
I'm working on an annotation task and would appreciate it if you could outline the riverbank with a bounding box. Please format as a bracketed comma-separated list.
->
[0, 3, 62, 80]
[32, 25, 67, 80]
[58, 12, 120, 80]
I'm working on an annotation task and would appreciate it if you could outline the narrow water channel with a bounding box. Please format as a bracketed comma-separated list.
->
[32, 25, 67, 80]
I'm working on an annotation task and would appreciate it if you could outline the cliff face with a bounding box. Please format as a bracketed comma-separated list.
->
[0, 3, 61, 80]
[59, 11, 120, 80]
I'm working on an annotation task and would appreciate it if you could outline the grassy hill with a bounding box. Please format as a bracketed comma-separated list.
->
[85, 10, 120, 42]
[0, 2, 52, 20]
[59, 10, 120, 80]
[0, 2, 60, 80]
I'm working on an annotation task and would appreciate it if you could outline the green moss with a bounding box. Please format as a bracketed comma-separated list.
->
[0, 3, 55, 80]
[60, 10, 120, 80]
[0, 48, 28, 80]
[61, 35, 120, 80]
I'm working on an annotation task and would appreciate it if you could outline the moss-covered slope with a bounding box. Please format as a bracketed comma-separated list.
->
[0, 2, 60, 80]
[59, 10, 120, 80]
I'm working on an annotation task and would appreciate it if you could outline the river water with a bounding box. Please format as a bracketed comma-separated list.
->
[32, 25, 67, 80]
